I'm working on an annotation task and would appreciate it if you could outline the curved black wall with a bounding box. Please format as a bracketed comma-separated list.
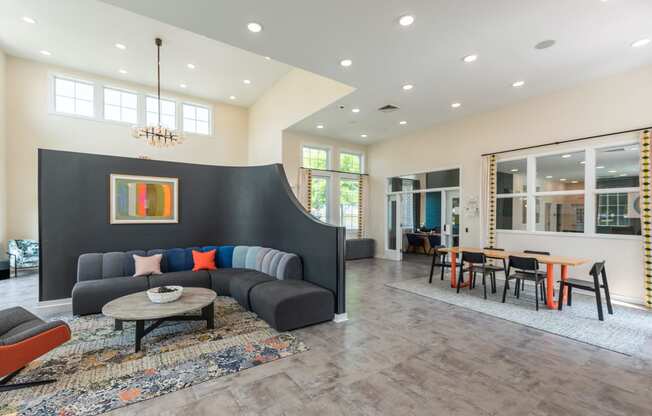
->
[38, 149, 346, 313]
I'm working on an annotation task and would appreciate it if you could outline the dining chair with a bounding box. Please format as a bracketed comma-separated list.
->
[427, 234, 441, 255]
[503, 255, 547, 311]
[518, 250, 551, 292]
[429, 245, 451, 283]
[406, 233, 427, 254]
[558, 261, 613, 321]
[458, 251, 499, 299]
[483, 246, 508, 285]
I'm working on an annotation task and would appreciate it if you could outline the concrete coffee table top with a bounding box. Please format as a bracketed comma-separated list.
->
[102, 287, 217, 321]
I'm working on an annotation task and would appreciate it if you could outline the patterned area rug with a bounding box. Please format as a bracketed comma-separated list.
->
[0, 297, 307, 416]
[387, 276, 652, 357]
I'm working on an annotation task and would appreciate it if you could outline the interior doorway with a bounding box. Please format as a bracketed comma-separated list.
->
[385, 168, 461, 264]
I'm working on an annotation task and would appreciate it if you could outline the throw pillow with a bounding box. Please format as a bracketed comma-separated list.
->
[192, 249, 217, 271]
[133, 254, 163, 277]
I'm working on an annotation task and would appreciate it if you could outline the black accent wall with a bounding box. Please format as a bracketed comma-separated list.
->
[38, 150, 346, 313]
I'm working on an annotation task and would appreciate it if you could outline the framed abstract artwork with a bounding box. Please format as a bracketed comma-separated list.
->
[110, 174, 178, 224]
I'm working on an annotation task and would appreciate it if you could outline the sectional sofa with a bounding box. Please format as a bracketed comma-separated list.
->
[72, 245, 335, 331]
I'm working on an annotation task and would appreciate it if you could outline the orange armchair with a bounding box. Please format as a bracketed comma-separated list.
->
[0, 307, 71, 392]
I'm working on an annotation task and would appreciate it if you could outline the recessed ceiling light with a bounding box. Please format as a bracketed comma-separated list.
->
[631, 38, 651, 48]
[451, 102, 462, 108]
[561, 154, 572, 158]
[229, 95, 236, 100]
[545, 175, 553, 179]
[340, 59, 353, 67]
[118, 68, 128, 74]
[399, 120, 407, 125]
[316, 124, 324, 129]
[571, 180, 579, 184]
[580, 160, 586, 164]
[402, 84, 414, 91]
[243, 79, 251, 85]
[512, 80, 525, 88]
[560, 178, 567, 181]
[187, 63, 196, 69]
[510, 169, 519, 172]
[247, 22, 263, 33]
[265, 56, 271, 61]
[360, 134, 368, 138]
[463, 54, 478, 63]
[39, 50, 51, 56]
[22, 16, 36, 24]
[628, 146, 639, 151]
[115, 43, 127, 50]
[179, 83, 187, 88]
[597, 166, 605, 169]
[398, 15, 415, 27]
[619, 173, 627, 177]
[608, 170, 617, 173]
[352, 108, 360, 113]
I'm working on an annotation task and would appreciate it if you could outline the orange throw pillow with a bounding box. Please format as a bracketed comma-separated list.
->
[192, 249, 217, 272]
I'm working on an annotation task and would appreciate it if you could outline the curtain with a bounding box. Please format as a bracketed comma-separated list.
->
[297, 168, 312, 212]
[483, 154, 498, 248]
[358, 175, 369, 238]
[639, 130, 652, 308]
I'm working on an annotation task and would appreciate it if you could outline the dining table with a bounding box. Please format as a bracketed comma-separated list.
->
[436, 246, 590, 309]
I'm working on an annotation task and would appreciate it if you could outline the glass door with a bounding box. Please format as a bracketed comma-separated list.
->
[442, 190, 460, 247]
[386, 194, 402, 259]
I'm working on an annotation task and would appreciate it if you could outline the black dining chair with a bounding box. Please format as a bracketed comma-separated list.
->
[427, 234, 442, 255]
[458, 251, 500, 299]
[520, 250, 551, 291]
[558, 261, 613, 321]
[503, 255, 547, 311]
[406, 233, 427, 254]
[483, 246, 508, 279]
[429, 245, 450, 283]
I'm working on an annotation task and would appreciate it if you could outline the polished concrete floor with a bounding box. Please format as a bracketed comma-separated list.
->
[3, 259, 652, 415]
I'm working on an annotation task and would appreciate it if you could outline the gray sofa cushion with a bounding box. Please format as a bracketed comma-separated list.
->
[72, 275, 150, 315]
[229, 270, 274, 310]
[208, 268, 248, 297]
[149, 270, 211, 289]
[276, 253, 302, 280]
[249, 280, 334, 331]
[0, 307, 67, 346]
[255, 247, 272, 271]
[244, 246, 261, 269]
[232, 246, 248, 268]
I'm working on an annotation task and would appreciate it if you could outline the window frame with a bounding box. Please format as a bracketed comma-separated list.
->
[182, 102, 213, 136]
[495, 138, 642, 240]
[50, 75, 97, 119]
[301, 144, 331, 170]
[145, 95, 177, 130]
[102, 86, 139, 125]
[495, 156, 529, 231]
[339, 150, 364, 174]
[309, 174, 331, 223]
[339, 177, 361, 238]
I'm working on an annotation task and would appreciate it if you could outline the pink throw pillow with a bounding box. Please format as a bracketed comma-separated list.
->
[133, 254, 163, 277]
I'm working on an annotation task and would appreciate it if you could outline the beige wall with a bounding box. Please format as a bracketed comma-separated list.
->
[6, 56, 249, 241]
[248, 68, 354, 165]
[282, 130, 367, 194]
[368, 64, 652, 303]
[0, 50, 6, 250]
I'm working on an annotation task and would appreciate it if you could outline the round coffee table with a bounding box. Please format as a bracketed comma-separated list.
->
[102, 287, 217, 352]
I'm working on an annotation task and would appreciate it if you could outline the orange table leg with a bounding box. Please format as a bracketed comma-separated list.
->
[546, 263, 557, 309]
[561, 264, 569, 303]
[450, 252, 457, 288]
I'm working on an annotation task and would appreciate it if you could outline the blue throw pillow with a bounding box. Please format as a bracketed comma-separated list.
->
[217, 246, 234, 268]
[164, 248, 186, 272]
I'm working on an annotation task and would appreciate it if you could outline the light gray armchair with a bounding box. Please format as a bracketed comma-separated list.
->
[7, 239, 39, 277]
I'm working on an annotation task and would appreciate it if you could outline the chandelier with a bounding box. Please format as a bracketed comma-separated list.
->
[132, 38, 184, 147]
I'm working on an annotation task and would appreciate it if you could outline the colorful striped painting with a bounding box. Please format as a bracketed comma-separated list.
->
[110, 175, 178, 223]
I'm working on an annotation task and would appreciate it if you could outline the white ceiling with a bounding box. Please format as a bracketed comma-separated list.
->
[100, 0, 652, 144]
[0, 0, 292, 106]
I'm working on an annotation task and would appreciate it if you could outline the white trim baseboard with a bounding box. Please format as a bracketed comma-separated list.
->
[333, 313, 348, 323]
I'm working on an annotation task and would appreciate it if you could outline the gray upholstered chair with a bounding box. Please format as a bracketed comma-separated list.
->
[7, 239, 40, 277]
[0, 307, 71, 391]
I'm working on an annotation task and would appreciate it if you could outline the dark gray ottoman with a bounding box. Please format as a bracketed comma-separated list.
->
[72, 276, 150, 315]
[229, 271, 274, 310]
[249, 280, 334, 331]
[345, 238, 375, 260]
[0, 259, 9, 280]
[149, 270, 211, 289]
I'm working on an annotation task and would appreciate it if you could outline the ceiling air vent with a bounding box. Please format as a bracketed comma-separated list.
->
[378, 104, 400, 113]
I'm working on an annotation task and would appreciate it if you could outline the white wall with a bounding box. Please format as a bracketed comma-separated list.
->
[248, 68, 354, 165]
[368, 64, 652, 304]
[6, 56, 249, 241]
[0, 49, 6, 251]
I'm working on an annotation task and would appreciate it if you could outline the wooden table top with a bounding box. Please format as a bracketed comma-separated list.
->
[102, 287, 217, 321]
[437, 246, 589, 266]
